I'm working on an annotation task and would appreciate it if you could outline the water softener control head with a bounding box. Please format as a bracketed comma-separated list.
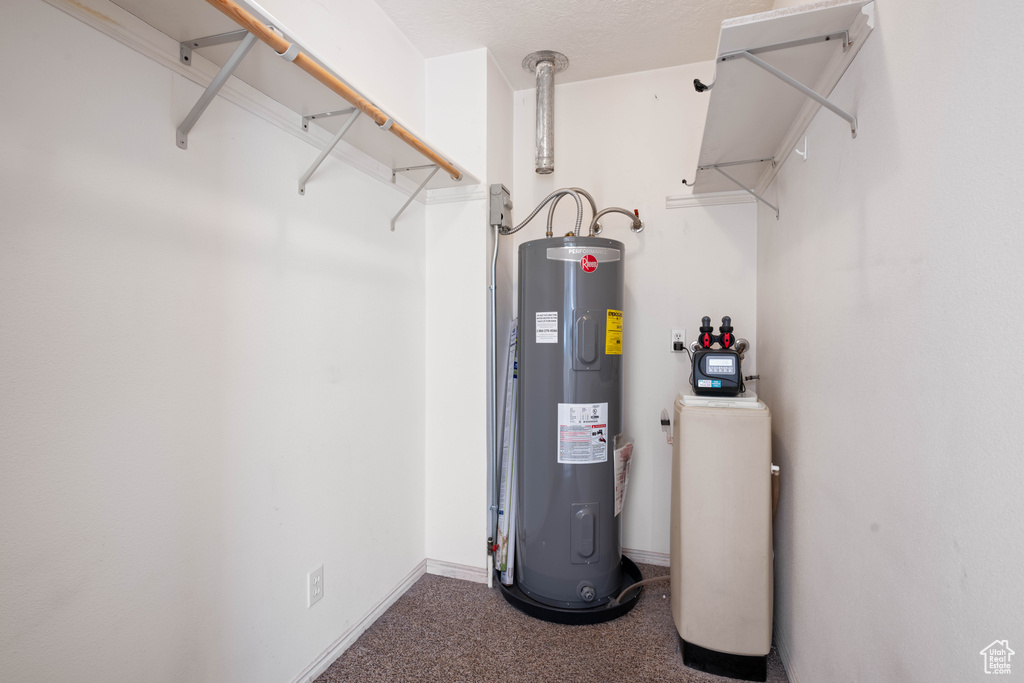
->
[692, 314, 743, 396]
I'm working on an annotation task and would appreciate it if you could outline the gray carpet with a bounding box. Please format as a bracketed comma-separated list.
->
[315, 563, 789, 683]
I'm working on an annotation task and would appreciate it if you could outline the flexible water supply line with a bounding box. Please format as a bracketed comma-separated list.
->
[545, 187, 600, 237]
[501, 189, 584, 236]
[588, 207, 644, 236]
[613, 575, 671, 605]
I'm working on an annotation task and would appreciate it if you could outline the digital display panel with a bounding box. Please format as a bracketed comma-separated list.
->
[706, 355, 736, 375]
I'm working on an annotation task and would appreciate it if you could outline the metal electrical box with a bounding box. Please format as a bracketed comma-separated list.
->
[489, 184, 512, 232]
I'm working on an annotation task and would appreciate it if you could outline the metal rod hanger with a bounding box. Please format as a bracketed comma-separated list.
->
[391, 164, 438, 182]
[176, 31, 258, 149]
[694, 31, 850, 92]
[203, 0, 462, 180]
[302, 107, 356, 132]
[702, 157, 775, 171]
[681, 157, 774, 186]
[721, 31, 850, 61]
[391, 165, 439, 232]
[179, 28, 249, 66]
[298, 110, 362, 195]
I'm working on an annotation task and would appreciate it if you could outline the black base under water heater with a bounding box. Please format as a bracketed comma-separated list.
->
[501, 235, 641, 623]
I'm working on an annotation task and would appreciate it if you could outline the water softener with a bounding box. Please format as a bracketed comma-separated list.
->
[516, 236, 624, 608]
[692, 316, 744, 397]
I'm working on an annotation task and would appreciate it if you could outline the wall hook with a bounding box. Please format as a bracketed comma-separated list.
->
[794, 136, 808, 161]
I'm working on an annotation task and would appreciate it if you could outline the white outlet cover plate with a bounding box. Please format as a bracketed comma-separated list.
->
[308, 565, 324, 607]
[672, 329, 686, 350]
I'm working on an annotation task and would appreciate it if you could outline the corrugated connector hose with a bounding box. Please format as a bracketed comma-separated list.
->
[500, 188, 583, 236]
[588, 207, 643, 236]
[545, 187, 599, 237]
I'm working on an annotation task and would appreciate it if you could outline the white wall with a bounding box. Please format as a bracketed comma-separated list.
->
[511, 64, 759, 555]
[0, 1, 428, 680]
[757, 1, 1024, 680]
[421, 48, 515, 569]
[423, 50, 491, 568]
[256, 0, 426, 133]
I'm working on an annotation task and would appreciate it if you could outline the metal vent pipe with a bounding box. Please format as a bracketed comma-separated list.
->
[523, 51, 568, 175]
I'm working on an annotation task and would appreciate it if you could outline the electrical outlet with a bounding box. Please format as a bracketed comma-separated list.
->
[308, 565, 324, 607]
[671, 329, 686, 353]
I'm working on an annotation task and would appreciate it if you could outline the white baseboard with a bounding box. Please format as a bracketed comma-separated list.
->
[622, 548, 670, 567]
[290, 557, 488, 682]
[426, 558, 489, 584]
[773, 623, 800, 683]
[289, 560, 427, 683]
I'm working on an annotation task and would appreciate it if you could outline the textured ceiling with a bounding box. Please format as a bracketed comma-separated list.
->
[373, 0, 775, 90]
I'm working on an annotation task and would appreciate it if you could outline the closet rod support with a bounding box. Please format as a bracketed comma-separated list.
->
[391, 165, 439, 231]
[710, 164, 779, 219]
[302, 108, 356, 132]
[176, 31, 258, 149]
[179, 29, 249, 66]
[298, 109, 361, 195]
[391, 164, 437, 183]
[736, 50, 857, 138]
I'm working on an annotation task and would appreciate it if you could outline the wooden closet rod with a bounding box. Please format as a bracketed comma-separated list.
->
[204, 0, 462, 181]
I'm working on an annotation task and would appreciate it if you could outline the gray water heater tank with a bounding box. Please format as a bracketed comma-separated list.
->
[516, 235, 624, 608]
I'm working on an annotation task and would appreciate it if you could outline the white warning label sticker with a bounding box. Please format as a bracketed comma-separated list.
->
[536, 311, 558, 343]
[557, 402, 609, 464]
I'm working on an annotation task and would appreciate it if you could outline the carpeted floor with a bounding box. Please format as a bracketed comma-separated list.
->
[315, 563, 789, 683]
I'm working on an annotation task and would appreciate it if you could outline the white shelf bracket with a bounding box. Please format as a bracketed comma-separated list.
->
[391, 165, 439, 231]
[298, 109, 362, 195]
[390, 164, 437, 184]
[179, 29, 249, 66]
[302, 108, 356, 132]
[732, 50, 858, 138]
[687, 162, 779, 219]
[176, 31, 258, 149]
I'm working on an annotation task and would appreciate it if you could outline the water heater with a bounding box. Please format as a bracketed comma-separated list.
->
[515, 235, 624, 608]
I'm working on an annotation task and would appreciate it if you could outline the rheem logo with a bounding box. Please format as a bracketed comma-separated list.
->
[580, 254, 598, 273]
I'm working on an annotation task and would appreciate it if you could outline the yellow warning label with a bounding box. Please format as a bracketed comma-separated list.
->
[606, 309, 623, 355]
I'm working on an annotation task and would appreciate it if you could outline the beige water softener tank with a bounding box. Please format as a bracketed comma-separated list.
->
[671, 386, 772, 682]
